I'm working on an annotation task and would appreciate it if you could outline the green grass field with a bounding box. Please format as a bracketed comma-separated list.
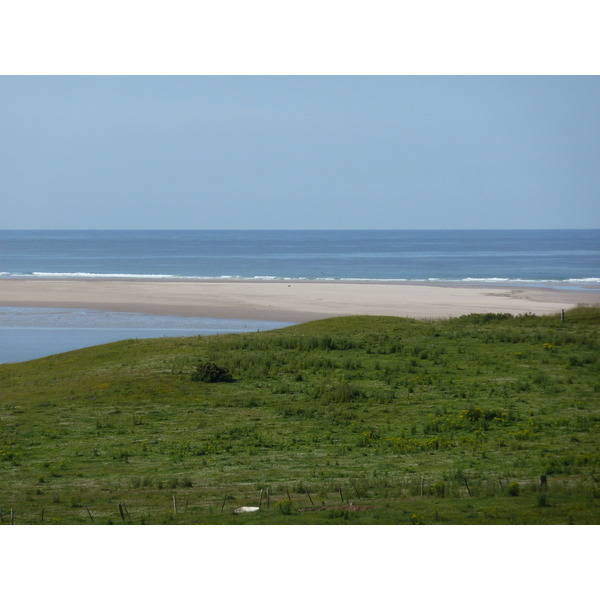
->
[1, 307, 599, 524]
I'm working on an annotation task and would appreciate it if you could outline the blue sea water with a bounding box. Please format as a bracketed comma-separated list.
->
[1, 230, 598, 363]
[0, 307, 294, 364]
[0, 229, 599, 283]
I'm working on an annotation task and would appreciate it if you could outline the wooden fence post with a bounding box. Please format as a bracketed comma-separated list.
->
[173, 494, 178, 515]
[118, 503, 125, 521]
[306, 489, 315, 506]
[463, 477, 472, 497]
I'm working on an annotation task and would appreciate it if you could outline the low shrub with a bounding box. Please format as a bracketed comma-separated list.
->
[508, 482, 520, 497]
[278, 499, 293, 515]
[191, 361, 233, 383]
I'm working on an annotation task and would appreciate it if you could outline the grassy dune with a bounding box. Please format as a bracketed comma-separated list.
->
[1, 308, 599, 524]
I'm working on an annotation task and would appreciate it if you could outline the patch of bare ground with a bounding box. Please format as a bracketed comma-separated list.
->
[297, 504, 376, 513]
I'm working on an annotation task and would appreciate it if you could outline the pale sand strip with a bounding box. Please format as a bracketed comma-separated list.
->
[1, 279, 597, 322]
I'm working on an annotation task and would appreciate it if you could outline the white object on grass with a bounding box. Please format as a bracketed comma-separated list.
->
[233, 506, 260, 514]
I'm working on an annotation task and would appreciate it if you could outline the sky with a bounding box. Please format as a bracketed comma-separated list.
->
[1, 75, 599, 230]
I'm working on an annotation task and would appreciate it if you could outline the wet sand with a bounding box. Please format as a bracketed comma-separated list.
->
[1, 279, 597, 322]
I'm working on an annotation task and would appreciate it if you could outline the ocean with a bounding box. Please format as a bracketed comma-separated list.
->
[1, 230, 598, 363]
[1, 229, 599, 284]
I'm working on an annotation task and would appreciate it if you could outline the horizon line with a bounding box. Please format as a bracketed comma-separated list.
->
[1, 227, 599, 232]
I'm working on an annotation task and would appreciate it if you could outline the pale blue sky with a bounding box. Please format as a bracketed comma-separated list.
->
[1, 76, 599, 229]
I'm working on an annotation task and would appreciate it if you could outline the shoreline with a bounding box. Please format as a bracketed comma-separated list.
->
[1, 278, 598, 323]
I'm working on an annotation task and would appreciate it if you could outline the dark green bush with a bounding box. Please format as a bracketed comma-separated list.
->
[191, 361, 233, 383]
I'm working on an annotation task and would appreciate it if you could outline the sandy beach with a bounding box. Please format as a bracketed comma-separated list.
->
[1, 279, 597, 322]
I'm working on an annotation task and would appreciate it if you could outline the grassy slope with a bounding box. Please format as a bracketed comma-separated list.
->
[1, 308, 599, 524]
